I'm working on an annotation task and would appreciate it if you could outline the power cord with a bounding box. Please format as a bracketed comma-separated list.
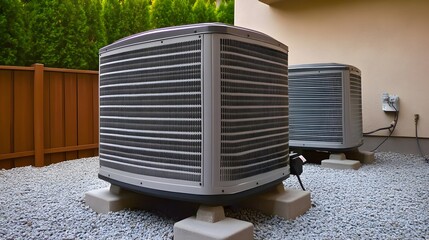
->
[289, 152, 318, 207]
[414, 114, 429, 163]
[363, 125, 394, 135]
[363, 104, 397, 136]
[289, 152, 307, 191]
[370, 103, 399, 152]
[296, 175, 306, 191]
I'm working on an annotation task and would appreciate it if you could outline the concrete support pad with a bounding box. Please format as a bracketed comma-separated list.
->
[174, 206, 253, 240]
[321, 159, 361, 170]
[240, 184, 311, 220]
[86, 185, 311, 239]
[346, 149, 375, 164]
[84, 185, 154, 213]
[320, 153, 362, 170]
[85, 185, 198, 218]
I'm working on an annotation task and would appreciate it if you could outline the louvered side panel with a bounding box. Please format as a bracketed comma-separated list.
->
[350, 73, 363, 144]
[99, 39, 203, 182]
[220, 39, 289, 182]
[289, 72, 344, 143]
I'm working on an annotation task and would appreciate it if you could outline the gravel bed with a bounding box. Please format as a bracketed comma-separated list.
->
[1, 152, 428, 239]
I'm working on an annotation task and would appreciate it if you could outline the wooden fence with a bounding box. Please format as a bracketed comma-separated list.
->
[0, 64, 99, 169]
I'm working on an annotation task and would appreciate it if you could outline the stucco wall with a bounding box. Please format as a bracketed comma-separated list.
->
[235, 0, 429, 138]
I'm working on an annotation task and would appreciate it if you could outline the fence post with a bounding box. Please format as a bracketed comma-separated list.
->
[33, 63, 44, 167]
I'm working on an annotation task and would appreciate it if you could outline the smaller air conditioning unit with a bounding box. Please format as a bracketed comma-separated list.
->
[288, 63, 363, 151]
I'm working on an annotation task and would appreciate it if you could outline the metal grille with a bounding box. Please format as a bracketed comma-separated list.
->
[289, 72, 344, 143]
[220, 39, 289, 181]
[350, 73, 363, 142]
[99, 40, 202, 182]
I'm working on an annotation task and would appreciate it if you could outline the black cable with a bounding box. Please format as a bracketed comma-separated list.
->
[296, 175, 306, 191]
[371, 126, 395, 152]
[364, 103, 397, 135]
[415, 115, 429, 163]
[363, 125, 393, 135]
[371, 103, 398, 152]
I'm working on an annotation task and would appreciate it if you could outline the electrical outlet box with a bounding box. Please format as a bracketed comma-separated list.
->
[382, 92, 399, 112]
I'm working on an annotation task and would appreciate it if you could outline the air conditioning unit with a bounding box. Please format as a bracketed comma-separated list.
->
[98, 23, 290, 205]
[288, 63, 363, 151]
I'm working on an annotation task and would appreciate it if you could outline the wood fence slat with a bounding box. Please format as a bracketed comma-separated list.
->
[92, 74, 99, 155]
[64, 73, 78, 160]
[49, 72, 65, 164]
[33, 64, 45, 167]
[14, 70, 34, 167]
[77, 74, 94, 158]
[0, 70, 14, 169]
[43, 71, 51, 165]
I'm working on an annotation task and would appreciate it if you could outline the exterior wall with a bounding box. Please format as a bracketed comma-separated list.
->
[362, 136, 429, 155]
[235, 0, 429, 140]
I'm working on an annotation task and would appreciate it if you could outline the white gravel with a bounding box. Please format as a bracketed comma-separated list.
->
[1, 152, 428, 239]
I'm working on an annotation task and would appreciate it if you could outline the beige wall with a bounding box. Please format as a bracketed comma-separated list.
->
[235, 0, 429, 138]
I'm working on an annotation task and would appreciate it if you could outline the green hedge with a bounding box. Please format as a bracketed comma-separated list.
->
[0, 0, 28, 66]
[0, 0, 234, 70]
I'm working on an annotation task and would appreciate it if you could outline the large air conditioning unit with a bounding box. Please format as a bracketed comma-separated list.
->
[288, 63, 363, 151]
[98, 23, 289, 205]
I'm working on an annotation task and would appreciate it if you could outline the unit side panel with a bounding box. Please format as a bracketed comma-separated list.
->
[289, 70, 344, 148]
[217, 35, 289, 190]
[348, 71, 363, 147]
[289, 67, 363, 150]
[98, 35, 204, 192]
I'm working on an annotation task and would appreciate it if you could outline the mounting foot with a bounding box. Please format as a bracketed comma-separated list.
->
[321, 153, 361, 170]
[85, 185, 198, 218]
[345, 149, 375, 164]
[174, 205, 253, 240]
[239, 184, 311, 220]
[84, 185, 155, 213]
